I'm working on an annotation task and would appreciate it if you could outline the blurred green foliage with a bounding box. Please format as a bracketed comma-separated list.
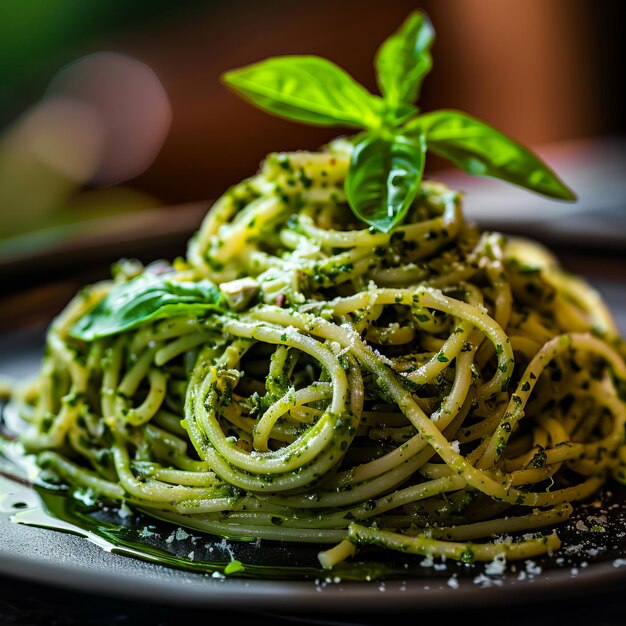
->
[0, 0, 208, 126]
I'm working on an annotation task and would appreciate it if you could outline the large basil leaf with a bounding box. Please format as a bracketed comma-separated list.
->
[222, 56, 384, 129]
[375, 10, 435, 109]
[409, 110, 576, 201]
[345, 131, 426, 233]
[70, 273, 226, 341]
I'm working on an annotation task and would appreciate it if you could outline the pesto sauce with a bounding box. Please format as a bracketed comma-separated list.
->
[0, 438, 420, 582]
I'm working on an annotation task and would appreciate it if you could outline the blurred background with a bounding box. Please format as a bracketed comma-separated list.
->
[0, 0, 625, 316]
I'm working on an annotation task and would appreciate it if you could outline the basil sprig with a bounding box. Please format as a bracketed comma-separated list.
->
[70, 273, 226, 341]
[222, 10, 576, 232]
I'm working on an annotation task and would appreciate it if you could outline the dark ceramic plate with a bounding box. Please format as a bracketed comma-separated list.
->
[1, 276, 626, 614]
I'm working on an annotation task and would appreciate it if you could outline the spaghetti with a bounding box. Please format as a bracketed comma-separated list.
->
[9, 139, 626, 568]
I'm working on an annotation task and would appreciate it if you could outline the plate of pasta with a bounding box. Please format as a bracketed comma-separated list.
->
[1, 9, 626, 612]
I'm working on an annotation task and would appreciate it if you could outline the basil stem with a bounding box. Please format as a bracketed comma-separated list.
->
[408, 110, 576, 201]
[345, 132, 426, 233]
[222, 56, 384, 129]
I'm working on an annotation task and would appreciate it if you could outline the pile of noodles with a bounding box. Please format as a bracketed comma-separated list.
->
[11, 140, 626, 567]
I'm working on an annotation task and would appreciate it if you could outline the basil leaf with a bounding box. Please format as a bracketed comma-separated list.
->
[409, 110, 576, 201]
[70, 273, 226, 341]
[345, 131, 426, 233]
[375, 10, 435, 108]
[222, 56, 384, 129]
